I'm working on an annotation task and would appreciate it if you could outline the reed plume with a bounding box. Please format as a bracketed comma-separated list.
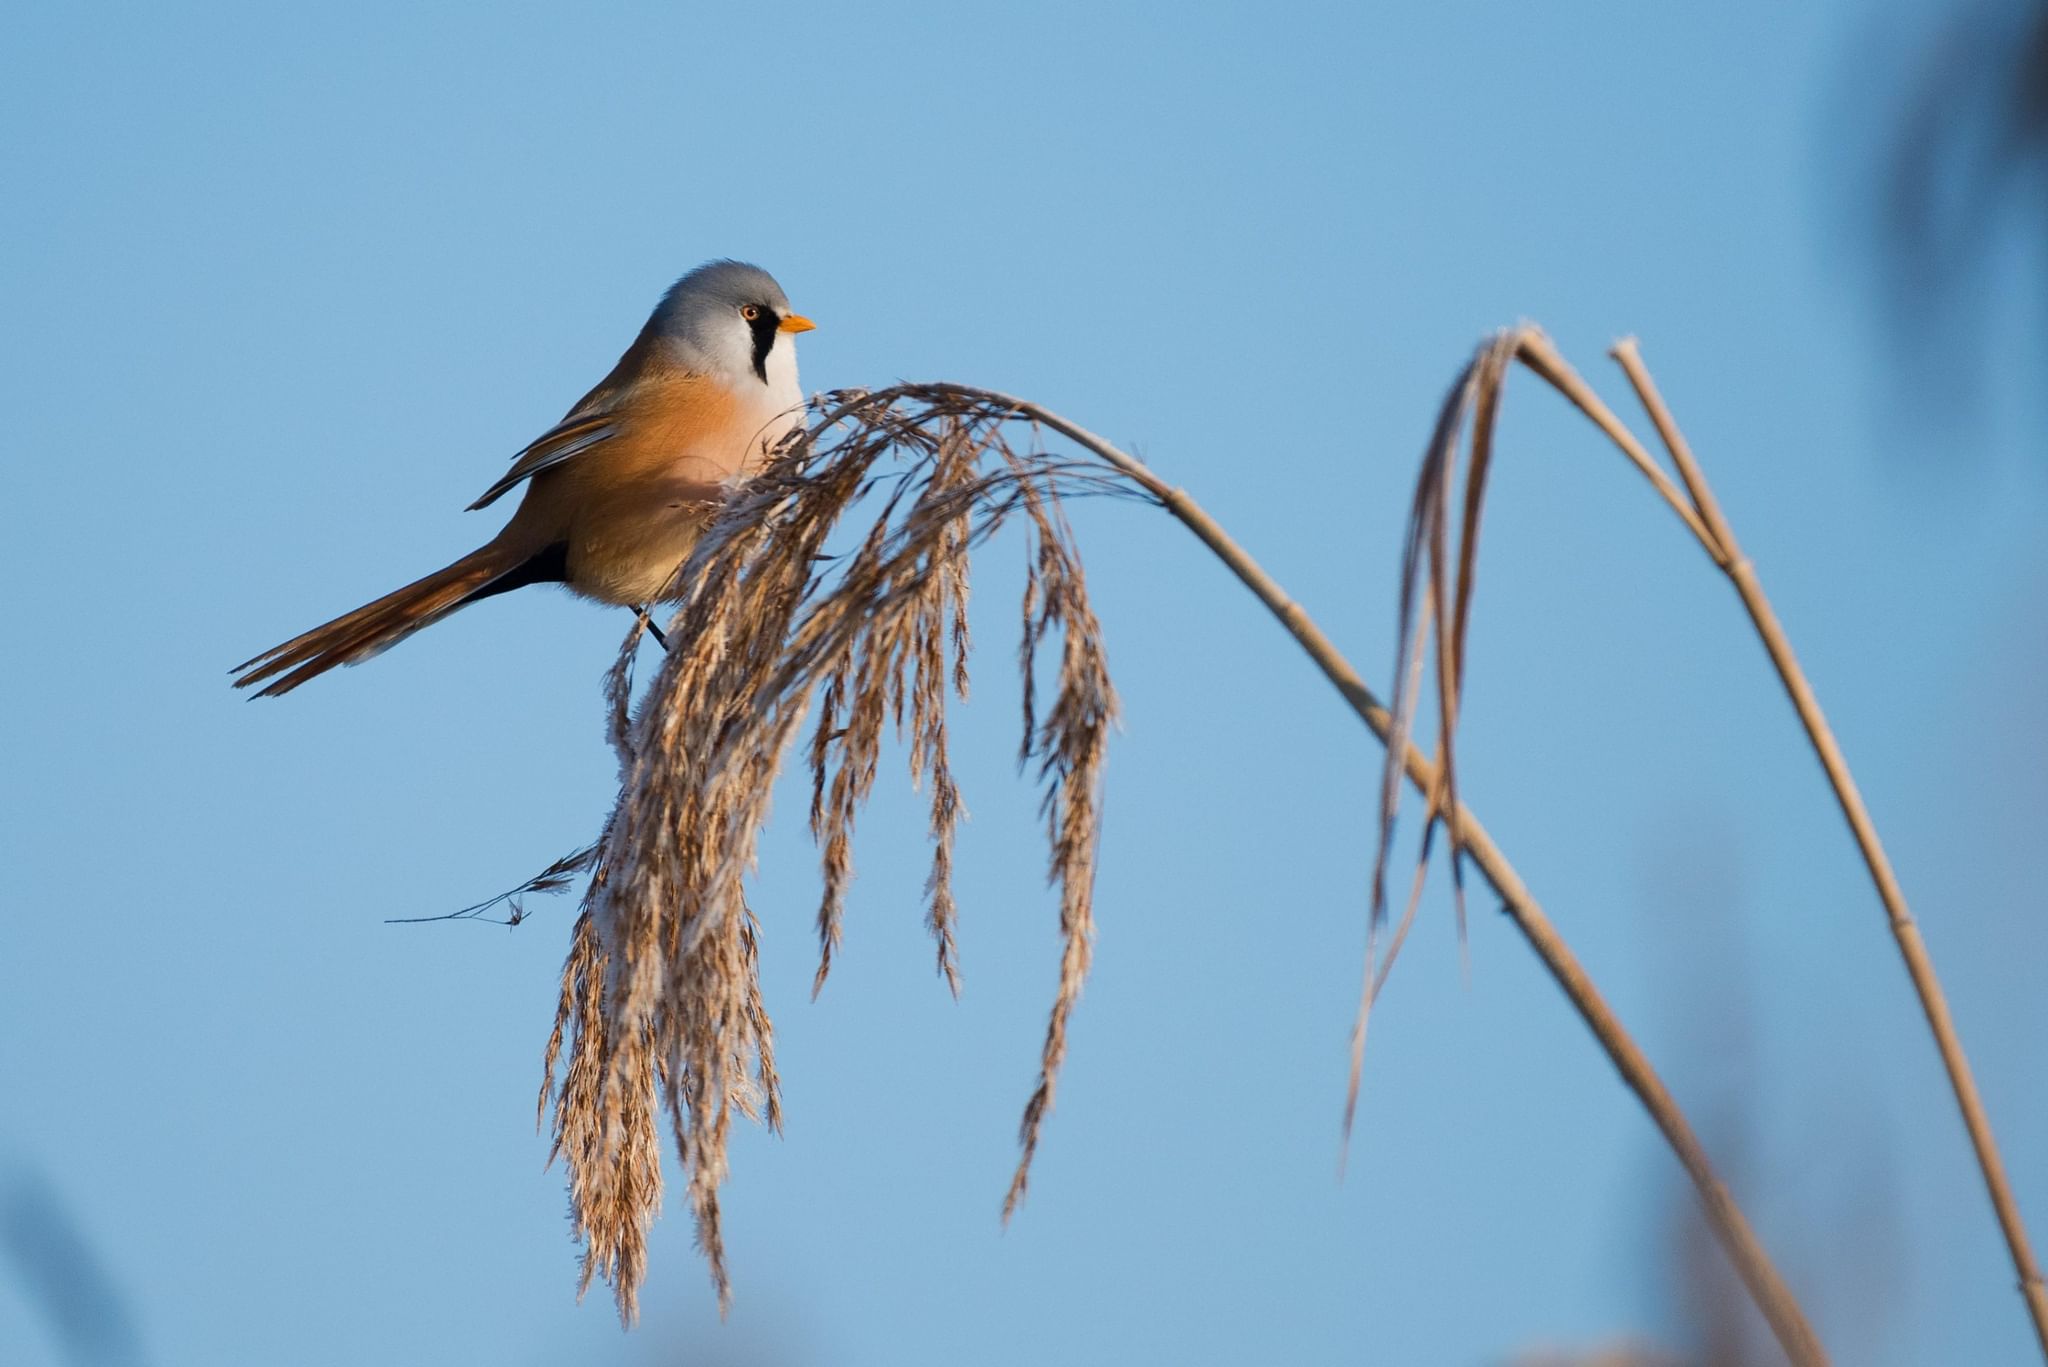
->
[536, 387, 1132, 1319]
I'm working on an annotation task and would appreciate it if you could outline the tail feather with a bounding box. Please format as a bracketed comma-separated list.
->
[232, 544, 525, 697]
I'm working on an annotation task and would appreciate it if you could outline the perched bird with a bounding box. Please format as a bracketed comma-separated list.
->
[232, 260, 814, 696]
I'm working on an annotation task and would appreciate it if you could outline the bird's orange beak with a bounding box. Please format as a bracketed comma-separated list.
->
[778, 313, 817, 334]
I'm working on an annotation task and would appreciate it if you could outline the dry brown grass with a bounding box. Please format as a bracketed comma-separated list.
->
[491, 345, 2039, 1366]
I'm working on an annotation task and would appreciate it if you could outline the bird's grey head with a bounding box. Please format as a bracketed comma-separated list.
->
[649, 259, 813, 389]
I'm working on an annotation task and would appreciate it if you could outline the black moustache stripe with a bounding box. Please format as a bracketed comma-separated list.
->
[747, 310, 780, 382]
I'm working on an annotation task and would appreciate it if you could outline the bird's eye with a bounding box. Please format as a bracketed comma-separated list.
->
[740, 304, 761, 321]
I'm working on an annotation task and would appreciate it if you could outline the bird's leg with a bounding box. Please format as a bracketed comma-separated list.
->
[634, 606, 670, 651]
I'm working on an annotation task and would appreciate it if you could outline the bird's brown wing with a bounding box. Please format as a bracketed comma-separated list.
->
[466, 321, 675, 512]
[465, 411, 620, 511]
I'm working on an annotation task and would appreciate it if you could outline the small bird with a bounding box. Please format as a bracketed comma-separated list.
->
[232, 260, 814, 696]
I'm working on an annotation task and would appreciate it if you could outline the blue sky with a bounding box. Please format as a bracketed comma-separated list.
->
[4, 3, 2045, 1364]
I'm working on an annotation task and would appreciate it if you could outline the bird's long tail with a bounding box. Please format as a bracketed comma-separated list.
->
[231, 543, 530, 697]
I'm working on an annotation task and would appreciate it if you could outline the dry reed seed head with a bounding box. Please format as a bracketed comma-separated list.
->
[1002, 485, 1118, 1219]
[537, 387, 1140, 1319]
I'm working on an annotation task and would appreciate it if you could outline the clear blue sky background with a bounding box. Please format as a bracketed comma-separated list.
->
[4, 3, 2045, 1364]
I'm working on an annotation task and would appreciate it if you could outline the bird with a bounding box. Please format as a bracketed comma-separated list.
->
[231, 260, 814, 697]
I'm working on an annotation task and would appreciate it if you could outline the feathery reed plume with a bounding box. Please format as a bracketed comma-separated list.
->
[538, 387, 1133, 1319]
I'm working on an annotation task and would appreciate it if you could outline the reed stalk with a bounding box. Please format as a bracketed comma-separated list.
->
[1594, 337, 2047, 1359]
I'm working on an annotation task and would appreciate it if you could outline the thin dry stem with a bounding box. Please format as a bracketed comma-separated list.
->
[1511, 333, 1720, 555]
[1606, 338, 2048, 1359]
